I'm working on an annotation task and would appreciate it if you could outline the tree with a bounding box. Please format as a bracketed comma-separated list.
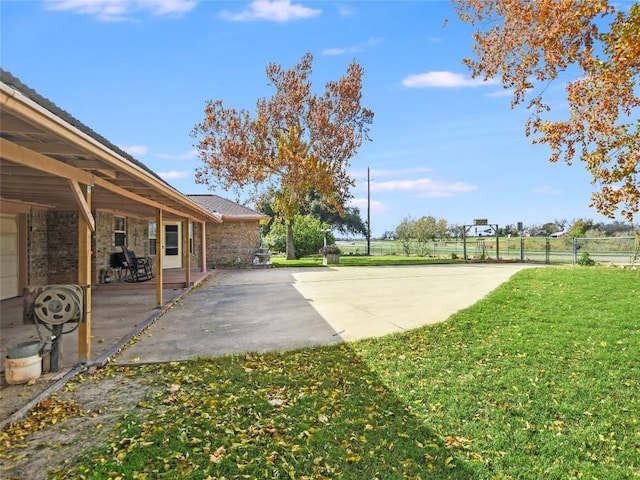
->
[395, 216, 415, 256]
[192, 53, 374, 259]
[414, 216, 437, 256]
[541, 222, 560, 236]
[302, 190, 367, 236]
[455, 1, 639, 221]
[257, 189, 366, 237]
[569, 218, 595, 237]
[449, 224, 465, 240]
[264, 214, 333, 259]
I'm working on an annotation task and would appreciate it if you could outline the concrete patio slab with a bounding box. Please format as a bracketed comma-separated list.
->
[112, 263, 537, 364]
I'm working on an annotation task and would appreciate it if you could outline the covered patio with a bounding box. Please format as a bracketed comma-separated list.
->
[0, 69, 221, 369]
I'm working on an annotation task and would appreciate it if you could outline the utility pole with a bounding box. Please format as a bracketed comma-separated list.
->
[367, 167, 371, 256]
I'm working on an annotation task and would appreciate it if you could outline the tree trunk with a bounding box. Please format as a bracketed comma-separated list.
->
[285, 218, 296, 260]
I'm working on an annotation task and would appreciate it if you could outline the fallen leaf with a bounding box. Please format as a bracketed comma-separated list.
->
[210, 446, 226, 464]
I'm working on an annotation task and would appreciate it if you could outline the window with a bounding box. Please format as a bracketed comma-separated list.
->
[165, 224, 179, 256]
[189, 222, 194, 254]
[148, 222, 157, 255]
[114, 216, 126, 246]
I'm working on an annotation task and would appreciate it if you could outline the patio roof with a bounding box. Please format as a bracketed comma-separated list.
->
[0, 69, 220, 223]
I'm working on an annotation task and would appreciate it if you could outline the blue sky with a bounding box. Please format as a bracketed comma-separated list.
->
[1, 0, 626, 236]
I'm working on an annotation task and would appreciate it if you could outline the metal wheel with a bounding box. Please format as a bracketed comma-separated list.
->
[34, 286, 82, 325]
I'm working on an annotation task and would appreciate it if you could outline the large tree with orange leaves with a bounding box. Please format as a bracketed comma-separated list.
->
[455, 0, 639, 222]
[191, 53, 374, 259]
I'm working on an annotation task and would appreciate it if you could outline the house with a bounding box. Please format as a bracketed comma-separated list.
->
[0, 69, 268, 364]
[189, 194, 269, 268]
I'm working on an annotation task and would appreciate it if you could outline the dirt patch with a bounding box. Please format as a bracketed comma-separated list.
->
[0, 370, 162, 480]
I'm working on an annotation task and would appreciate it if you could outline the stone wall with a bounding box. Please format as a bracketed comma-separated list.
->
[206, 220, 262, 268]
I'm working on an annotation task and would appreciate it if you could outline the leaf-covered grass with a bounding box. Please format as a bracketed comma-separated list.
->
[45, 267, 639, 479]
[271, 255, 460, 267]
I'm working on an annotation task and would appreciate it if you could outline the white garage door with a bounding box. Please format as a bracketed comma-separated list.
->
[0, 214, 19, 300]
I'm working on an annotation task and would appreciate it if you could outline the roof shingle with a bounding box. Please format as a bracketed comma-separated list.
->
[188, 194, 268, 220]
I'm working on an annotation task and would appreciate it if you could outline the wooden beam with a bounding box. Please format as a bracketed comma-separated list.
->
[201, 221, 207, 273]
[93, 169, 117, 179]
[1, 137, 94, 184]
[155, 208, 163, 309]
[68, 179, 96, 232]
[183, 219, 190, 288]
[77, 184, 92, 364]
[17, 141, 85, 156]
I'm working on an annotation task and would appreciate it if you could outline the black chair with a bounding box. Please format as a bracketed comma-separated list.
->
[121, 246, 154, 282]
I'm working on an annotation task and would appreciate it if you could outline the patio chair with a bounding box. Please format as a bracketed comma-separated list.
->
[121, 246, 154, 282]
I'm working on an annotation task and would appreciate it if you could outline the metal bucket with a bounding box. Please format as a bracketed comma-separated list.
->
[5, 354, 42, 384]
[7, 340, 41, 359]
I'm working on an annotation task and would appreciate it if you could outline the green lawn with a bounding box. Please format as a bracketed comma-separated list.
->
[271, 255, 460, 267]
[11, 267, 640, 479]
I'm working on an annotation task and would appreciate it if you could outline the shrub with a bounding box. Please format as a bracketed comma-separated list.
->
[319, 244, 341, 255]
[264, 215, 333, 259]
[577, 251, 596, 266]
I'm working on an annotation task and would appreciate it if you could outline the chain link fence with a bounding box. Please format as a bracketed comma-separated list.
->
[338, 236, 640, 266]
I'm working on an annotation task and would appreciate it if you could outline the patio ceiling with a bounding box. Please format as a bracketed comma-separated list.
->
[0, 76, 219, 224]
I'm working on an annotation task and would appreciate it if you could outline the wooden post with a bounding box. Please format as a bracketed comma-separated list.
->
[183, 219, 190, 287]
[77, 184, 92, 363]
[201, 221, 207, 273]
[155, 208, 163, 308]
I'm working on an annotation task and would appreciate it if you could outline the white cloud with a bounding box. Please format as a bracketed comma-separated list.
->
[337, 4, 356, 16]
[348, 198, 390, 213]
[373, 167, 432, 177]
[158, 170, 190, 180]
[402, 71, 499, 88]
[372, 177, 477, 198]
[322, 37, 380, 56]
[120, 144, 149, 156]
[322, 47, 350, 56]
[158, 150, 198, 161]
[44, 0, 196, 21]
[350, 167, 432, 180]
[220, 0, 321, 22]
[487, 88, 513, 98]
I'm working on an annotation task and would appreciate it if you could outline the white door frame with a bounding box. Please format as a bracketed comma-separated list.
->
[163, 221, 182, 269]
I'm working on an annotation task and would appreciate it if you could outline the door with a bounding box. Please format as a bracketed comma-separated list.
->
[0, 214, 19, 300]
[163, 222, 182, 269]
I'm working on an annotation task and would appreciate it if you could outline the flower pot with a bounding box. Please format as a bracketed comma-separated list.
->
[323, 253, 340, 265]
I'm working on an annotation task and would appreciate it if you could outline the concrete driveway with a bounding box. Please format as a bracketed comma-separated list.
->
[112, 263, 536, 365]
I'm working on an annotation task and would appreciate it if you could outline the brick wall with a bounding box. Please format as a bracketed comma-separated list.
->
[27, 209, 48, 286]
[192, 222, 203, 270]
[47, 211, 78, 284]
[25, 210, 259, 285]
[206, 220, 262, 268]
[95, 213, 150, 283]
[126, 218, 150, 257]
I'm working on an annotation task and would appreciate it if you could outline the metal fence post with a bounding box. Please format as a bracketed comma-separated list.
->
[545, 238, 550, 264]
